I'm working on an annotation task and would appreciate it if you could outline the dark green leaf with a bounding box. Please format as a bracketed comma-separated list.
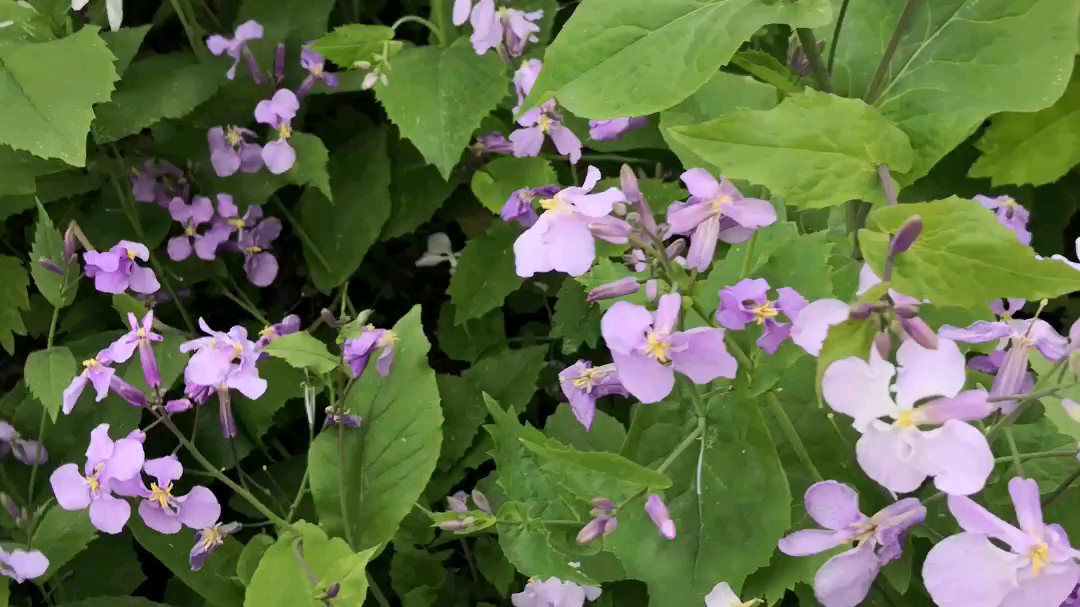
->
[447, 221, 521, 324]
[24, 346, 75, 421]
[0, 255, 30, 353]
[551, 280, 601, 355]
[470, 157, 557, 214]
[462, 345, 548, 412]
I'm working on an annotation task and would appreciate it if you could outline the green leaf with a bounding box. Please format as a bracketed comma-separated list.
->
[129, 515, 245, 607]
[521, 0, 831, 118]
[234, 358, 307, 441]
[308, 306, 442, 551]
[436, 302, 505, 363]
[435, 374, 490, 471]
[667, 90, 913, 209]
[235, 0, 335, 46]
[0, 26, 118, 165]
[261, 332, 339, 374]
[92, 53, 223, 144]
[299, 127, 391, 292]
[381, 130, 455, 240]
[472, 536, 515, 596]
[61, 534, 146, 600]
[816, 318, 877, 403]
[0, 0, 55, 42]
[50, 599, 174, 607]
[24, 346, 75, 421]
[758, 230, 836, 301]
[201, 132, 332, 206]
[522, 439, 672, 489]
[30, 200, 77, 308]
[550, 279, 602, 354]
[101, 25, 150, 75]
[860, 198, 1080, 306]
[237, 534, 277, 586]
[307, 24, 400, 67]
[968, 69, 1080, 186]
[544, 404, 625, 453]
[31, 506, 97, 578]
[447, 221, 521, 324]
[376, 37, 509, 178]
[462, 345, 548, 412]
[470, 157, 557, 214]
[827, 0, 1080, 182]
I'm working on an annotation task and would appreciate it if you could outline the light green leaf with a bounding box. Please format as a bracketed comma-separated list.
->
[24, 346, 75, 421]
[101, 25, 150, 75]
[544, 404, 625, 453]
[299, 127, 390, 293]
[31, 506, 97, 579]
[307, 24, 400, 67]
[0, 0, 55, 42]
[30, 200, 78, 308]
[92, 54, 223, 144]
[129, 515, 245, 607]
[968, 69, 1080, 187]
[522, 439, 672, 490]
[201, 132, 332, 206]
[308, 306, 442, 550]
[827, 0, 1080, 182]
[667, 90, 913, 209]
[462, 345, 548, 413]
[521, 0, 831, 118]
[261, 332, 339, 374]
[758, 230, 836, 301]
[0, 26, 118, 165]
[816, 318, 877, 402]
[49, 599, 174, 607]
[376, 37, 509, 178]
[237, 535, 276, 586]
[381, 130, 455, 240]
[860, 198, 1080, 306]
[447, 221, 521, 324]
[470, 157, 557, 214]
[550, 279, 602, 355]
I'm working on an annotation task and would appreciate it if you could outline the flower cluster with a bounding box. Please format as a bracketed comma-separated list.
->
[453, 0, 543, 59]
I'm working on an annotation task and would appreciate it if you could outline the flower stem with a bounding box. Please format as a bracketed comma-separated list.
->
[271, 197, 332, 274]
[166, 0, 205, 61]
[766, 391, 824, 482]
[878, 165, 898, 206]
[338, 421, 356, 549]
[27, 305, 61, 506]
[1043, 468, 1080, 506]
[367, 574, 392, 607]
[827, 0, 852, 73]
[1003, 427, 1024, 477]
[219, 277, 271, 326]
[864, 0, 920, 104]
[795, 29, 832, 93]
[739, 232, 758, 279]
[390, 15, 444, 45]
[657, 416, 704, 474]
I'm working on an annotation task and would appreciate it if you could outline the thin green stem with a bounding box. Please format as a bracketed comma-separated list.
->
[166, 0, 204, 60]
[1003, 427, 1024, 477]
[657, 418, 704, 473]
[993, 449, 1078, 464]
[795, 29, 831, 93]
[288, 467, 310, 522]
[219, 279, 271, 326]
[46, 306, 59, 349]
[766, 391, 823, 482]
[460, 539, 479, 584]
[391, 15, 444, 44]
[338, 421, 356, 549]
[1043, 468, 1080, 507]
[271, 197, 332, 274]
[739, 232, 757, 279]
[864, 0, 920, 104]
[542, 153, 654, 165]
[366, 575, 392, 607]
[729, 53, 799, 94]
[723, 333, 754, 372]
[28, 305, 61, 505]
[827, 0, 851, 73]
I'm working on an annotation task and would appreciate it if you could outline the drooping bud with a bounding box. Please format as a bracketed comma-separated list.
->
[324, 582, 340, 599]
[165, 398, 192, 414]
[576, 515, 617, 545]
[273, 43, 286, 84]
[38, 258, 63, 275]
[587, 216, 632, 243]
[109, 376, 147, 408]
[893, 303, 918, 319]
[63, 223, 77, 260]
[873, 331, 892, 358]
[644, 495, 676, 540]
[848, 303, 876, 321]
[898, 315, 938, 350]
[446, 492, 468, 513]
[600, 516, 618, 537]
[888, 216, 923, 255]
[645, 279, 659, 301]
[665, 239, 687, 260]
[620, 164, 657, 235]
[586, 277, 640, 302]
[471, 489, 491, 514]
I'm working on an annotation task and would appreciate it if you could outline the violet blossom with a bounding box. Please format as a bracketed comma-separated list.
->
[236, 217, 282, 287]
[464, 0, 543, 57]
[512, 59, 543, 115]
[197, 195, 248, 259]
[63, 349, 116, 414]
[256, 314, 301, 349]
[0, 421, 46, 465]
[716, 278, 807, 354]
[107, 310, 163, 389]
[601, 293, 737, 403]
[343, 326, 398, 378]
[131, 159, 188, 206]
[190, 521, 242, 571]
[254, 89, 300, 174]
[976, 195, 1031, 246]
[645, 494, 675, 539]
[472, 132, 514, 157]
[208, 126, 263, 177]
[0, 547, 48, 583]
[113, 456, 221, 534]
[513, 166, 627, 277]
[510, 99, 582, 163]
[84, 240, 160, 295]
[576, 497, 617, 544]
[589, 117, 648, 142]
[558, 361, 628, 431]
[180, 319, 267, 399]
[50, 423, 145, 534]
[779, 481, 925, 607]
[923, 477, 1080, 607]
[206, 20, 264, 82]
[511, 578, 601, 607]
[822, 338, 995, 495]
[166, 196, 215, 261]
[502, 185, 558, 228]
[297, 44, 339, 99]
[666, 170, 777, 272]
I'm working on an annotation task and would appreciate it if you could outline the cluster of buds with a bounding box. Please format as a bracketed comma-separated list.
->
[354, 41, 394, 90]
[38, 222, 80, 277]
[576, 498, 617, 544]
[435, 489, 495, 533]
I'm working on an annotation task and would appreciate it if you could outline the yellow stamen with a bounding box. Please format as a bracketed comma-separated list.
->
[232, 343, 244, 359]
[538, 196, 572, 215]
[1031, 543, 1050, 577]
[137, 328, 146, 339]
[364, 323, 376, 332]
[126, 250, 138, 261]
[149, 482, 173, 510]
[538, 114, 552, 133]
[185, 226, 195, 236]
[86, 463, 104, 493]
[710, 195, 733, 214]
[645, 332, 670, 363]
[227, 219, 246, 229]
[571, 368, 602, 393]
[378, 331, 399, 346]
[278, 123, 293, 140]
[259, 326, 277, 339]
[246, 246, 263, 254]
[751, 301, 779, 325]
[81, 358, 97, 369]
[198, 526, 222, 550]
[894, 410, 918, 429]
[225, 127, 243, 147]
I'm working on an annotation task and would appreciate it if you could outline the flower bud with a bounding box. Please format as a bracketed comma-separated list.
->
[873, 331, 892, 358]
[899, 315, 938, 350]
[601, 516, 618, 537]
[645, 495, 675, 540]
[645, 279, 659, 301]
[0, 493, 21, 526]
[63, 224, 77, 260]
[587, 216, 632, 243]
[274, 43, 286, 84]
[471, 489, 491, 514]
[576, 516, 609, 545]
[325, 582, 340, 599]
[848, 303, 875, 321]
[893, 303, 918, 319]
[109, 376, 147, 408]
[888, 216, 923, 255]
[38, 258, 63, 275]
[620, 164, 657, 235]
[447, 492, 468, 513]
[590, 497, 616, 513]
[665, 239, 687, 260]
[587, 277, 640, 302]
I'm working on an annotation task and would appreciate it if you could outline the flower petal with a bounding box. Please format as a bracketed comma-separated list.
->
[922, 533, 1021, 607]
[670, 327, 737, 384]
[855, 425, 927, 493]
[822, 349, 897, 430]
[50, 463, 91, 510]
[610, 351, 673, 404]
[778, 529, 849, 557]
[790, 299, 850, 357]
[89, 494, 131, 534]
[894, 337, 966, 408]
[803, 480, 864, 531]
[813, 546, 880, 607]
[918, 420, 993, 496]
[601, 302, 652, 355]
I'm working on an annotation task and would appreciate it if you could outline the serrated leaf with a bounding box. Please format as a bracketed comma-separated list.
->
[0, 0, 55, 42]
[129, 515, 245, 607]
[470, 157, 557, 214]
[860, 198, 1080, 306]
[307, 24, 399, 67]
[381, 130, 454, 240]
[31, 506, 97, 578]
[668, 90, 913, 209]
[376, 37, 509, 178]
[436, 302, 506, 363]
[24, 346, 75, 421]
[92, 54, 224, 144]
[551, 280, 601, 354]
[447, 221, 521, 324]
[0, 256, 30, 353]
[520, 0, 831, 118]
[544, 404, 625, 453]
[463, 345, 548, 413]
[101, 25, 150, 75]
[30, 201, 77, 308]
[0, 26, 118, 165]
[522, 439, 671, 489]
[261, 332, 339, 374]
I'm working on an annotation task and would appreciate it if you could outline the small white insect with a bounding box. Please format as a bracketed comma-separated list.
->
[416, 232, 460, 274]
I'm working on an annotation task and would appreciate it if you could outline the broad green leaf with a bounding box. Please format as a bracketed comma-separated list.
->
[667, 90, 913, 209]
[730, 49, 803, 94]
[522, 439, 672, 489]
[435, 374, 490, 471]
[307, 24, 399, 67]
[261, 332, 339, 374]
[436, 302, 505, 363]
[816, 318, 877, 402]
[0, 145, 70, 197]
[24, 346, 75, 421]
[758, 230, 836, 301]
[101, 25, 150, 75]
[0, 26, 118, 165]
[390, 545, 449, 605]
[0, 169, 103, 222]
[32, 506, 97, 578]
[462, 345, 548, 413]
[237, 535, 276, 586]
[860, 198, 1080, 306]
[472, 536, 515, 596]
[470, 157, 557, 214]
[447, 221, 521, 324]
[299, 127, 391, 292]
[234, 358, 306, 441]
[376, 37, 509, 178]
[550, 279, 602, 354]
[49, 599, 174, 607]
[827, 0, 1080, 182]
[544, 404, 626, 453]
[381, 131, 455, 240]
[30, 200, 77, 308]
[496, 501, 596, 586]
[236, 0, 334, 46]
[521, 0, 831, 118]
[129, 515, 245, 607]
[202, 132, 332, 206]
[968, 70, 1080, 187]
[61, 534, 146, 600]
[308, 306, 442, 550]
[0, 256, 31, 353]
[92, 54, 223, 144]
[0, 0, 55, 42]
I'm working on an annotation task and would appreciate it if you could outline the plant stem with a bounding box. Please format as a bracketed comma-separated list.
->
[367, 574, 392, 607]
[390, 15, 444, 44]
[1043, 468, 1080, 506]
[167, 0, 204, 61]
[657, 417, 704, 473]
[723, 333, 754, 372]
[864, 0, 920, 104]
[827, 0, 852, 73]
[993, 449, 1078, 464]
[219, 277, 271, 326]
[28, 305, 61, 505]
[795, 29, 831, 93]
[338, 421, 356, 549]
[878, 165, 898, 206]
[459, 539, 479, 584]
[765, 391, 824, 482]
[739, 232, 757, 279]
[288, 466, 310, 522]
[1003, 427, 1024, 477]
[271, 197, 332, 274]
[729, 54, 799, 94]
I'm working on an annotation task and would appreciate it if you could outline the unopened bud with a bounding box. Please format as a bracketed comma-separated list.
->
[665, 239, 687, 260]
[620, 163, 657, 235]
[324, 582, 340, 599]
[873, 331, 892, 358]
[110, 376, 147, 408]
[446, 493, 468, 513]
[274, 43, 286, 83]
[645, 279, 659, 301]
[849, 303, 875, 321]
[587, 216, 632, 243]
[576, 516, 609, 545]
[320, 308, 340, 328]
[38, 258, 63, 275]
[0, 493, 21, 526]
[612, 201, 628, 217]
[893, 303, 919, 319]
[587, 277, 640, 302]
[437, 516, 474, 531]
[899, 315, 938, 350]
[63, 224, 76, 260]
[645, 495, 675, 540]
[590, 497, 615, 513]
[888, 216, 923, 255]
[601, 516, 618, 537]
[471, 489, 491, 514]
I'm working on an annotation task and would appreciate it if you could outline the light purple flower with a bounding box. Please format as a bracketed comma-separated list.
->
[191, 194, 240, 260]
[645, 495, 675, 539]
[63, 350, 116, 414]
[511, 578, 601, 607]
[472, 132, 514, 157]
[990, 298, 1026, 319]
[0, 548, 48, 583]
[976, 195, 1031, 246]
[256, 314, 301, 349]
[190, 520, 241, 571]
[114, 456, 221, 534]
[601, 294, 737, 403]
[296, 44, 339, 99]
[208, 126, 263, 177]
[453, 0, 473, 25]
[49, 423, 145, 534]
[822, 338, 995, 495]
[468, 0, 542, 57]
[586, 277, 641, 302]
[513, 166, 626, 277]
[577, 498, 617, 544]
[83, 240, 160, 295]
[206, 20, 264, 82]
[109, 375, 148, 408]
[343, 326, 398, 378]
[180, 319, 267, 400]
[166, 196, 214, 262]
[502, 185, 558, 228]
[923, 477, 1080, 607]
[969, 350, 1035, 396]
[236, 217, 282, 287]
[666, 170, 777, 271]
[107, 310, 163, 389]
[789, 299, 852, 357]
[779, 481, 925, 607]
[0, 421, 46, 466]
[130, 159, 188, 206]
[510, 99, 582, 163]
[716, 278, 808, 354]
[589, 117, 648, 142]
[558, 361, 628, 431]
[254, 89, 300, 174]
[513, 59, 543, 115]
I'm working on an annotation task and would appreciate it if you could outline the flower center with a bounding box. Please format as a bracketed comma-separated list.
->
[1031, 543, 1050, 577]
[645, 332, 670, 363]
[137, 328, 146, 339]
[149, 482, 173, 510]
[86, 463, 104, 494]
[710, 195, 733, 214]
[378, 331, 398, 347]
[225, 126, 243, 147]
[894, 410, 919, 428]
[571, 368, 603, 393]
[246, 246, 263, 254]
[185, 226, 195, 236]
[751, 301, 778, 325]
[198, 526, 222, 550]
[538, 114, 553, 133]
[126, 250, 138, 261]
[538, 195, 572, 215]
[228, 219, 246, 229]
[259, 326, 277, 339]
[231, 343, 244, 359]
[278, 123, 292, 140]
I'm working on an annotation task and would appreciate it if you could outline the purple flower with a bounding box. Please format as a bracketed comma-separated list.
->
[63, 350, 116, 414]
[49, 423, 145, 534]
[589, 117, 648, 142]
[716, 278, 808, 354]
[0, 421, 46, 465]
[235, 217, 281, 287]
[453, 0, 473, 25]
[586, 277, 641, 302]
[208, 126, 263, 177]
[577, 497, 617, 544]
[113, 456, 221, 534]
[779, 481, 925, 607]
[131, 159, 188, 206]
[923, 478, 1080, 607]
[789, 299, 852, 357]
[510, 100, 582, 163]
[107, 311, 163, 389]
[472, 132, 514, 157]
[343, 326, 398, 378]
[256, 314, 301, 349]
[468, 0, 543, 57]
[502, 185, 558, 228]
[990, 298, 1025, 318]
[822, 338, 994, 495]
[558, 361, 628, 431]
[645, 495, 675, 539]
[513, 166, 626, 277]
[180, 319, 267, 400]
[601, 294, 737, 403]
[513, 59, 543, 115]
[190, 521, 241, 571]
[83, 240, 160, 295]
[511, 578, 602, 607]
[297, 44, 339, 98]
[206, 20, 264, 82]
[166, 196, 214, 262]
[189, 194, 239, 260]
[0, 548, 48, 583]
[254, 89, 300, 174]
[165, 398, 193, 414]
[323, 407, 362, 428]
[666, 170, 777, 271]
[969, 349, 1035, 395]
[976, 195, 1031, 246]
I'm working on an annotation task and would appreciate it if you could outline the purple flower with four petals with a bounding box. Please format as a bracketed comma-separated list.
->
[976, 195, 1031, 246]
[0, 548, 48, 583]
[502, 185, 558, 228]
[166, 196, 215, 261]
[131, 159, 189, 207]
[208, 126, 263, 177]
[296, 45, 340, 99]
[206, 20, 264, 82]
[0, 421, 46, 465]
[83, 241, 160, 295]
[343, 326, 398, 378]
[190, 521, 242, 571]
[255, 89, 300, 174]
[108, 310, 164, 389]
[716, 278, 807, 354]
[113, 456, 221, 535]
[558, 361, 629, 431]
[510, 99, 582, 163]
[62, 350, 116, 414]
[50, 424, 145, 534]
[236, 217, 282, 286]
